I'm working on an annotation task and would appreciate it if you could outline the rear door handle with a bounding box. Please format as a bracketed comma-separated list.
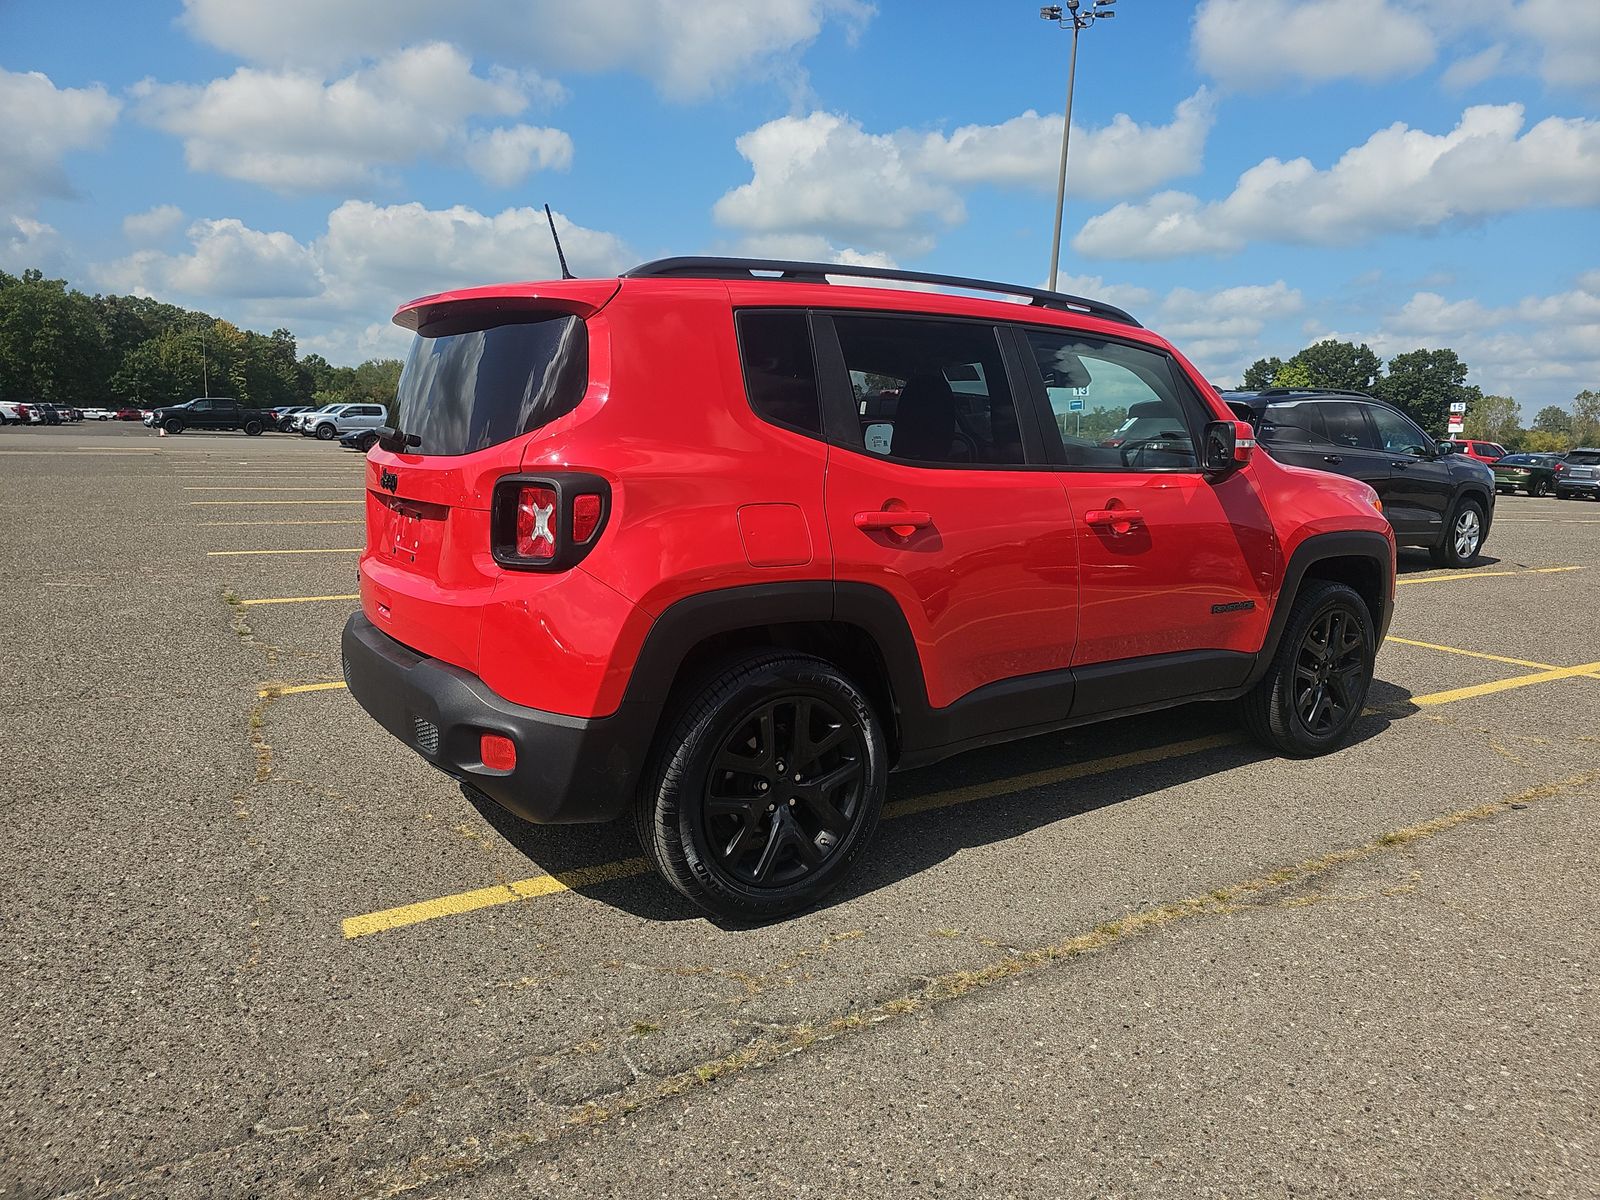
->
[1390, 460, 1411, 468]
[1322, 455, 1343, 464]
[1085, 508, 1144, 529]
[854, 509, 932, 532]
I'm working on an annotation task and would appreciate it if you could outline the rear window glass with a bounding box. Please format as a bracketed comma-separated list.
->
[1568, 451, 1600, 465]
[395, 314, 587, 456]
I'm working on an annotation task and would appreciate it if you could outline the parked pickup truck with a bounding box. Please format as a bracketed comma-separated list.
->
[148, 397, 267, 435]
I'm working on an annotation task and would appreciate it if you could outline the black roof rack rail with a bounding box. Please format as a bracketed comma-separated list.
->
[620, 256, 1141, 328]
[1243, 386, 1378, 398]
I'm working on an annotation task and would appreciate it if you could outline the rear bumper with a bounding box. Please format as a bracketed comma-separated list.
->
[341, 613, 651, 824]
[1556, 480, 1599, 495]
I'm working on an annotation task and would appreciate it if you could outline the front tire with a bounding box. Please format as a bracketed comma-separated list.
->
[315, 423, 336, 441]
[635, 652, 887, 921]
[1428, 497, 1485, 567]
[163, 418, 183, 434]
[1242, 581, 1374, 758]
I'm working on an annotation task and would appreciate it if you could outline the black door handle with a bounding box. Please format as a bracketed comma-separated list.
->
[1322, 454, 1342, 464]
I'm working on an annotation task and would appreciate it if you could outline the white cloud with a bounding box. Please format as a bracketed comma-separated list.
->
[914, 90, 1214, 199]
[177, 0, 871, 101]
[463, 124, 574, 187]
[1155, 281, 1305, 381]
[714, 92, 1216, 257]
[0, 216, 64, 274]
[1439, 45, 1505, 92]
[1192, 0, 1435, 89]
[97, 219, 324, 300]
[132, 43, 566, 193]
[0, 68, 120, 204]
[1074, 104, 1600, 260]
[91, 201, 635, 362]
[122, 205, 186, 245]
[713, 112, 963, 255]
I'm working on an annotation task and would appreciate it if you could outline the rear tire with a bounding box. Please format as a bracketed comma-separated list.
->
[634, 651, 887, 921]
[243, 419, 263, 436]
[1528, 479, 1547, 497]
[1428, 496, 1485, 567]
[1242, 581, 1374, 758]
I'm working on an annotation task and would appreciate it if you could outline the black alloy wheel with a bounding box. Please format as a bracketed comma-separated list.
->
[703, 695, 864, 887]
[636, 651, 887, 921]
[1291, 606, 1367, 737]
[1242, 580, 1374, 757]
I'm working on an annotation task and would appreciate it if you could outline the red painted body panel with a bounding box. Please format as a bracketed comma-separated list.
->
[357, 273, 1392, 727]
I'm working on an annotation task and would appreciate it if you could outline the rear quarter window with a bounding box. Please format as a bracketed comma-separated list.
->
[736, 310, 822, 436]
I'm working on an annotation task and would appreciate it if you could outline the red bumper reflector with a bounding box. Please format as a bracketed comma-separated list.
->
[572, 493, 602, 543]
[481, 733, 517, 771]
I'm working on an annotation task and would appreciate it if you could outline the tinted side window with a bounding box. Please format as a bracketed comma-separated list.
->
[736, 310, 821, 436]
[1367, 405, 1431, 454]
[834, 316, 1026, 466]
[1262, 401, 1328, 445]
[1022, 329, 1197, 470]
[1321, 402, 1374, 450]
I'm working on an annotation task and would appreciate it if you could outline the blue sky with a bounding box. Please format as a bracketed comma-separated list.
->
[2, 0, 1596, 410]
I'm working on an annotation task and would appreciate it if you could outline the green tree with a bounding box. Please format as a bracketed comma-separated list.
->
[1241, 357, 1282, 390]
[1272, 361, 1313, 388]
[1532, 405, 1572, 436]
[1523, 430, 1573, 453]
[0, 269, 111, 403]
[1573, 389, 1600, 446]
[1463, 393, 1522, 448]
[1375, 348, 1477, 435]
[1287, 339, 1382, 392]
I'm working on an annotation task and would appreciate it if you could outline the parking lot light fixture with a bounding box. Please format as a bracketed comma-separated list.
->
[1040, 0, 1121, 291]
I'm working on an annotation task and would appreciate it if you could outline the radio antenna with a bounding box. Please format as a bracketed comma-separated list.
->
[544, 204, 574, 280]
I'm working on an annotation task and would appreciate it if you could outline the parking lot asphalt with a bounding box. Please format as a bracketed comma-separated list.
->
[3, 422, 1596, 1199]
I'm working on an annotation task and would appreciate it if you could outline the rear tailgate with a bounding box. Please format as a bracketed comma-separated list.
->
[359, 279, 617, 676]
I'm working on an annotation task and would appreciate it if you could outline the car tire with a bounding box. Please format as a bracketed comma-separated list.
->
[1241, 580, 1375, 758]
[243, 419, 263, 436]
[1428, 496, 1485, 568]
[634, 651, 887, 922]
[359, 431, 378, 452]
[163, 418, 183, 434]
[315, 423, 336, 440]
[1526, 479, 1546, 497]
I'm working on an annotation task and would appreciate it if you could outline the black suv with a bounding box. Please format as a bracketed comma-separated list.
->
[1225, 388, 1495, 567]
[148, 397, 265, 436]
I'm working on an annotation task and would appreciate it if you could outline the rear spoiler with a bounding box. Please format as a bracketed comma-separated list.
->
[393, 279, 622, 335]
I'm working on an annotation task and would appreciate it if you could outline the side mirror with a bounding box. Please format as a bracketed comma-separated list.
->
[1435, 441, 1456, 455]
[1204, 419, 1255, 473]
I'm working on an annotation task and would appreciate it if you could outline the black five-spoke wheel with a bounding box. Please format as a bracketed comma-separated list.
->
[636, 651, 887, 921]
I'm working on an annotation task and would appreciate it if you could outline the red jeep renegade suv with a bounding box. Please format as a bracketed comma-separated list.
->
[343, 258, 1395, 920]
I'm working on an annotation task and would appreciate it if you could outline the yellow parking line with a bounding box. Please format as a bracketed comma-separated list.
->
[207, 547, 360, 557]
[1397, 565, 1583, 586]
[260, 681, 350, 698]
[198, 520, 363, 527]
[190, 499, 362, 506]
[340, 732, 1244, 939]
[237, 593, 359, 606]
[1411, 660, 1600, 707]
[1384, 637, 1556, 671]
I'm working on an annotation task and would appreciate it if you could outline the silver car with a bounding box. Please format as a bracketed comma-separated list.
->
[299, 402, 389, 441]
[1556, 448, 1600, 500]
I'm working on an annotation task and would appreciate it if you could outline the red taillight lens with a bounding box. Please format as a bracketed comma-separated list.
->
[480, 733, 516, 771]
[514, 486, 558, 560]
[571, 493, 602, 543]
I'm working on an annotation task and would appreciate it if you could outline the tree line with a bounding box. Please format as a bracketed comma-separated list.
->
[1243, 339, 1598, 452]
[0, 268, 402, 412]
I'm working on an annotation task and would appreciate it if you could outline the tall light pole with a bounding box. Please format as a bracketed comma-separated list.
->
[1040, 0, 1118, 291]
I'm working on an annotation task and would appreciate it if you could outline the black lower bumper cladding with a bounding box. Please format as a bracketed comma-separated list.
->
[340, 613, 650, 824]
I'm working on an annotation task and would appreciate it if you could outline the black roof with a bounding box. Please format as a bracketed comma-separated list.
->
[623, 256, 1141, 328]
